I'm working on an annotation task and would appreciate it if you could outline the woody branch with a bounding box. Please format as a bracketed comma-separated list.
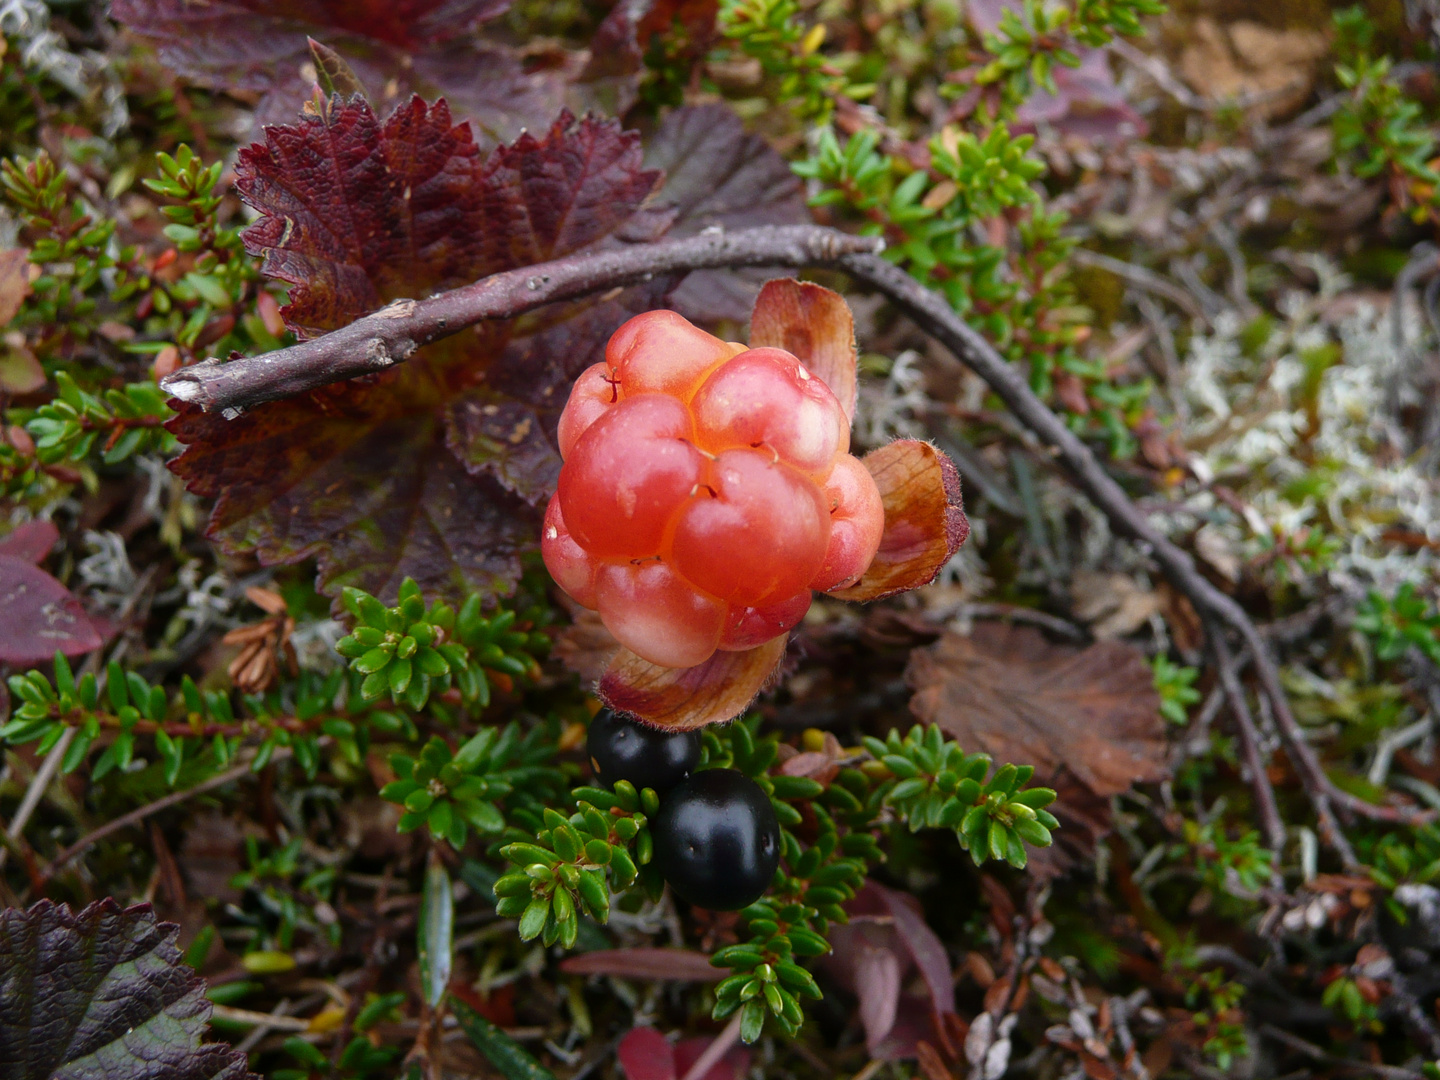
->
[160, 224, 1423, 860]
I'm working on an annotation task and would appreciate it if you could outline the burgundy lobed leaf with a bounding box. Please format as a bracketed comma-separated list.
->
[0, 554, 103, 665]
[0, 899, 254, 1080]
[749, 278, 858, 424]
[642, 105, 811, 324]
[598, 634, 789, 731]
[829, 440, 970, 603]
[110, 0, 574, 147]
[169, 98, 664, 607]
[236, 95, 487, 336]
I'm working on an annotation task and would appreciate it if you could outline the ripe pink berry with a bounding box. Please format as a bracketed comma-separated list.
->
[543, 310, 884, 668]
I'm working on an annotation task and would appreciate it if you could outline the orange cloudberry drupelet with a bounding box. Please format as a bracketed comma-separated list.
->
[542, 310, 884, 669]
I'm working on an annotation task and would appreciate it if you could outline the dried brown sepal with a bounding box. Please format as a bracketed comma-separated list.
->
[597, 633, 788, 730]
[828, 439, 969, 603]
[748, 278, 858, 424]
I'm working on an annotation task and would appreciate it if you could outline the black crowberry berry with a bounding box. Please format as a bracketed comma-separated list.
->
[651, 768, 779, 911]
[587, 707, 701, 794]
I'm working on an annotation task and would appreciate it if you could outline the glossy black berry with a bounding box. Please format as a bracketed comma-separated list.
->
[587, 708, 701, 794]
[651, 768, 779, 911]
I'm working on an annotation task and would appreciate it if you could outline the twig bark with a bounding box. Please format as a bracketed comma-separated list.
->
[1206, 626, 1287, 854]
[0, 728, 73, 873]
[151, 224, 1420, 861]
[160, 226, 884, 414]
[41, 747, 292, 881]
[836, 253, 1423, 853]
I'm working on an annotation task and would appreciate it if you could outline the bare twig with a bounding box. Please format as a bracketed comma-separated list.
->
[1259, 1024, 1424, 1080]
[678, 1012, 744, 1080]
[0, 728, 74, 873]
[1070, 248, 1210, 324]
[836, 253, 1423, 854]
[1206, 626, 1286, 853]
[42, 747, 292, 880]
[148, 222, 1419, 859]
[160, 226, 883, 414]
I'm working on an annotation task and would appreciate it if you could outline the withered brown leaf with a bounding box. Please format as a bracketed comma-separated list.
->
[906, 623, 1168, 798]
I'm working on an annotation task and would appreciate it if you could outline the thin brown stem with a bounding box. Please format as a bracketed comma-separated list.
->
[1206, 624, 1288, 855]
[160, 226, 883, 414]
[150, 223, 1421, 859]
[835, 253, 1425, 852]
[41, 747, 292, 881]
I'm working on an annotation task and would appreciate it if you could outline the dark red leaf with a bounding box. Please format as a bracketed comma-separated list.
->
[169, 99, 663, 606]
[642, 104, 811, 323]
[559, 948, 722, 981]
[0, 900, 254, 1080]
[674, 1036, 751, 1080]
[853, 882, 956, 1021]
[0, 520, 60, 564]
[821, 882, 956, 1060]
[110, 0, 572, 146]
[585, 0, 720, 80]
[236, 95, 487, 336]
[618, 1026, 675, 1080]
[0, 554, 102, 665]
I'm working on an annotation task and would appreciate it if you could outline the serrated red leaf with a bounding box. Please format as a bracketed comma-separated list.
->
[169, 98, 663, 607]
[0, 554, 103, 665]
[112, 0, 577, 145]
[642, 105, 811, 323]
[236, 96, 486, 336]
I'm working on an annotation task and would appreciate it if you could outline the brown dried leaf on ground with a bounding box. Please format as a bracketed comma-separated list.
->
[1070, 571, 1161, 640]
[1178, 18, 1328, 119]
[906, 623, 1167, 799]
[0, 248, 31, 327]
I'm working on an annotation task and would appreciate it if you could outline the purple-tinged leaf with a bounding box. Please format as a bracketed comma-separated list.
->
[170, 99, 664, 607]
[0, 899, 254, 1080]
[0, 520, 60, 565]
[110, 0, 572, 147]
[0, 554, 102, 665]
[642, 105, 811, 323]
[559, 948, 722, 982]
[618, 1026, 675, 1080]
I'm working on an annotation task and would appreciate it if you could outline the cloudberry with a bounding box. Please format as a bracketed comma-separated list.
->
[542, 310, 884, 668]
